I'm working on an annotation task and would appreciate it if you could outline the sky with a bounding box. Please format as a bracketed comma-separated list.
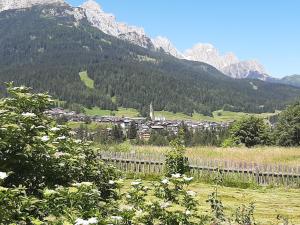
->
[66, 0, 300, 78]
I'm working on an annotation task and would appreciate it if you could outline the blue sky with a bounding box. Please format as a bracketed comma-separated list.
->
[66, 0, 300, 78]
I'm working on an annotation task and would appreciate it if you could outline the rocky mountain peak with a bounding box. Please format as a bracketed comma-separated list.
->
[222, 60, 268, 79]
[184, 43, 239, 70]
[0, 0, 65, 12]
[80, 0, 153, 49]
[81, 0, 102, 12]
[152, 36, 184, 59]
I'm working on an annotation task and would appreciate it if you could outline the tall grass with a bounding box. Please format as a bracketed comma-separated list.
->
[133, 145, 300, 166]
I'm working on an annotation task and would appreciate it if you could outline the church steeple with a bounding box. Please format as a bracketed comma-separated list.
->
[150, 102, 155, 121]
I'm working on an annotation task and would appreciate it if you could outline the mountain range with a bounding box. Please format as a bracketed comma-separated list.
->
[0, 0, 299, 116]
[0, 0, 296, 81]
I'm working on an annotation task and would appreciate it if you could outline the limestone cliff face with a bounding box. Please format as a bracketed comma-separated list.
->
[0, 0, 65, 12]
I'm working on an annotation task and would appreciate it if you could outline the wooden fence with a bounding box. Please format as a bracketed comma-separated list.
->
[100, 151, 300, 187]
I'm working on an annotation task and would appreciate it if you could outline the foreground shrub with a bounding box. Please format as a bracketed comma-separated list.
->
[0, 173, 206, 224]
[0, 84, 119, 195]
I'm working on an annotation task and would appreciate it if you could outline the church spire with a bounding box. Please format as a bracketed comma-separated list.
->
[150, 102, 155, 120]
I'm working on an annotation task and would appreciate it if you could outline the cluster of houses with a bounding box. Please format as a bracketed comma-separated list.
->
[45, 107, 232, 140]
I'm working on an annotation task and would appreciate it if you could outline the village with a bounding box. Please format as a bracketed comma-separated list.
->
[45, 105, 232, 140]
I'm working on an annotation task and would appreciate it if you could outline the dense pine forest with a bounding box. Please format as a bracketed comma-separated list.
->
[0, 5, 300, 116]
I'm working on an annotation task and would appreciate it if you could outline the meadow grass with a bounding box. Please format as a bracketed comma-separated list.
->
[154, 110, 278, 122]
[82, 105, 278, 122]
[133, 145, 300, 166]
[122, 178, 300, 224]
[67, 121, 112, 130]
[84, 106, 140, 118]
[79, 71, 94, 89]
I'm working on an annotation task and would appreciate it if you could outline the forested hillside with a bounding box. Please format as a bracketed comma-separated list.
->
[0, 4, 299, 116]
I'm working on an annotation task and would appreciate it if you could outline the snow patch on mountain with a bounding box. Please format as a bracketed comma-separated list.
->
[0, 0, 65, 12]
[81, 0, 154, 49]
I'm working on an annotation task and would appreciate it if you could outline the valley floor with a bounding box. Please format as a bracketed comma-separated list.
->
[84, 107, 278, 122]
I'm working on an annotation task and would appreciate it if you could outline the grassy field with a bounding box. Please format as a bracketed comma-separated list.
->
[67, 121, 113, 130]
[85, 106, 140, 118]
[133, 146, 300, 166]
[79, 71, 94, 89]
[122, 179, 300, 224]
[83, 105, 278, 122]
[152, 110, 277, 122]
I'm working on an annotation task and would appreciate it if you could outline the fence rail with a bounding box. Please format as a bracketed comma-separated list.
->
[100, 151, 300, 186]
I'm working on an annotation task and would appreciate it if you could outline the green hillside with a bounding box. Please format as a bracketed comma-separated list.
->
[281, 74, 300, 87]
[0, 5, 299, 117]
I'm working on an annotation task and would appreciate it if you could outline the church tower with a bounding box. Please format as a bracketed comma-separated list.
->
[150, 102, 155, 120]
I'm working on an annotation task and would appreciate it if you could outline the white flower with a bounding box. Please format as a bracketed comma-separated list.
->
[131, 181, 141, 186]
[50, 127, 60, 132]
[69, 131, 76, 135]
[136, 210, 143, 216]
[186, 191, 196, 196]
[120, 205, 133, 211]
[22, 112, 36, 117]
[161, 178, 169, 184]
[0, 172, 8, 180]
[36, 126, 45, 129]
[72, 182, 93, 187]
[75, 217, 98, 225]
[74, 139, 82, 144]
[161, 202, 171, 209]
[185, 210, 192, 215]
[111, 216, 123, 221]
[183, 176, 193, 182]
[87, 218, 98, 224]
[41, 136, 50, 142]
[54, 152, 70, 158]
[171, 173, 181, 178]
[57, 136, 66, 140]
[109, 180, 115, 185]
[126, 194, 131, 199]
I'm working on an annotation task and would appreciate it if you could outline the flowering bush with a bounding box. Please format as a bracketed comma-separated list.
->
[105, 174, 207, 225]
[0, 84, 119, 195]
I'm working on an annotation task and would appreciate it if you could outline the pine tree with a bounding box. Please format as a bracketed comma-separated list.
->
[128, 121, 137, 139]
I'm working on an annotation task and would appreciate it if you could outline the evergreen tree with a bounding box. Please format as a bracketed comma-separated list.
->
[179, 122, 192, 146]
[128, 121, 137, 139]
[112, 125, 124, 142]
